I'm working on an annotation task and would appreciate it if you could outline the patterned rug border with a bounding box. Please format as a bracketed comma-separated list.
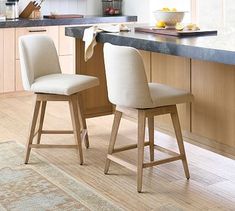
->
[0, 140, 124, 211]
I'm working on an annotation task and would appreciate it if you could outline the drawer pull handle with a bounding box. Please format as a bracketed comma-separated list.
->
[28, 29, 47, 33]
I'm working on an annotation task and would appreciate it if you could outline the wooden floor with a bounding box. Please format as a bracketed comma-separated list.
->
[1, 93, 235, 210]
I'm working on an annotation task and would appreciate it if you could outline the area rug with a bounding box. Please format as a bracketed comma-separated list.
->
[0, 141, 122, 211]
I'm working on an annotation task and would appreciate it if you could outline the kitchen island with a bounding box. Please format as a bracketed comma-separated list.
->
[65, 25, 235, 157]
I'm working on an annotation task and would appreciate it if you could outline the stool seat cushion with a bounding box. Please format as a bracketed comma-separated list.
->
[149, 83, 193, 108]
[31, 73, 99, 95]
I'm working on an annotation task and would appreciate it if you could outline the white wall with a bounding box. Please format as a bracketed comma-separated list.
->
[122, 0, 191, 24]
[86, 0, 102, 15]
[19, 0, 102, 16]
[149, 0, 191, 24]
[122, 0, 150, 23]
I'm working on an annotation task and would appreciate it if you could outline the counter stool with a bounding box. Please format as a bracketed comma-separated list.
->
[19, 35, 99, 165]
[103, 43, 193, 192]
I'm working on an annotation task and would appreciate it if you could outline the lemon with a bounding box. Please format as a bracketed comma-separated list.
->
[186, 23, 195, 30]
[186, 23, 200, 31]
[171, 8, 177, 12]
[176, 23, 184, 31]
[162, 7, 170, 12]
[156, 21, 166, 28]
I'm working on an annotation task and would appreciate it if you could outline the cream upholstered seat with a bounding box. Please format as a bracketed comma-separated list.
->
[31, 73, 98, 95]
[103, 43, 192, 192]
[19, 35, 99, 165]
[148, 83, 192, 108]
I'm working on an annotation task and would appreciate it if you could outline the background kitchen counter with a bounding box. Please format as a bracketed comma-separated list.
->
[66, 25, 235, 66]
[0, 16, 137, 28]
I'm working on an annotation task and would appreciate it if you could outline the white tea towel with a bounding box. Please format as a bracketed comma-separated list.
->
[82, 24, 129, 62]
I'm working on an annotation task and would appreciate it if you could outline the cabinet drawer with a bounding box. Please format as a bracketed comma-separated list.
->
[15, 26, 59, 59]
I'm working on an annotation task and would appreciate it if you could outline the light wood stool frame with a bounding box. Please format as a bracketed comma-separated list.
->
[25, 93, 89, 165]
[104, 105, 190, 192]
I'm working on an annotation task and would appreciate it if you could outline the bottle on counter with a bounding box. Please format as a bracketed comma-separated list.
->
[6, 0, 19, 19]
[5, 1, 15, 19]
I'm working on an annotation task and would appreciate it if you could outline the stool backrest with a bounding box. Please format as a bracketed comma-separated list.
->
[19, 35, 61, 90]
[103, 43, 153, 108]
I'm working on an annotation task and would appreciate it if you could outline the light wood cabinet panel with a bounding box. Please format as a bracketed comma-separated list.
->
[0, 29, 3, 93]
[15, 26, 59, 59]
[192, 60, 235, 147]
[76, 39, 112, 117]
[3, 28, 15, 92]
[59, 26, 74, 56]
[139, 50, 151, 82]
[59, 55, 75, 74]
[15, 60, 24, 91]
[151, 53, 191, 131]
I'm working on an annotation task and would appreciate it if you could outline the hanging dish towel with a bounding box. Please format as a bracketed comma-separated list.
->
[82, 24, 129, 62]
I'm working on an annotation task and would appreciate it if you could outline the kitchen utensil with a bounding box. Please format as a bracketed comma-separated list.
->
[19, 1, 37, 18]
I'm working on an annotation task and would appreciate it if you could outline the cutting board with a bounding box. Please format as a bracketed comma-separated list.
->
[43, 14, 84, 19]
[134, 27, 217, 37]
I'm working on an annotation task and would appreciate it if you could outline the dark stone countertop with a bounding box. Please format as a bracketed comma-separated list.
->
[0, 16, 137, 28]
[65, 25, 235, 66]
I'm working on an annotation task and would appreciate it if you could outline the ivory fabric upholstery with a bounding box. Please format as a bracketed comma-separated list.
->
[148, 83, 193, 107]
[103, 43, 193, 109]
[31, 74, 99, 96]
[19, 35, 99, 95]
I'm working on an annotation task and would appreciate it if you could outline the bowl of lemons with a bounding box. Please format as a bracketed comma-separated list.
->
[153, 7, 186, 28]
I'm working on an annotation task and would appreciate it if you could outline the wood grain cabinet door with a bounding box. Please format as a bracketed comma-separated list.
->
[58, 26, 75, 74]
[3, 28, 15, 93]
[151, 53, 191, 132]
[58, 26, 74, 56]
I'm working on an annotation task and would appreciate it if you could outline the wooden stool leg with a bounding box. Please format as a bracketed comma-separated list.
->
[77, 94, 89, 149]
[36, 101, 47, 144]
[69, 95, 84, 165]
[137, 110, 146, 193]
[25, 99, 41, 164]
[104, 110, 122, 174]
[148, 117, 154, 161]
[170, 105, 190, 179]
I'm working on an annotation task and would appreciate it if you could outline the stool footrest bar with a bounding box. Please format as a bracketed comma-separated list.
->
[30, 144, 78, 148]
[143, 155, 182, 168]
[107, 154, 137, 172]
[41, 130, 74, 134]
[113, 141, 150, 153]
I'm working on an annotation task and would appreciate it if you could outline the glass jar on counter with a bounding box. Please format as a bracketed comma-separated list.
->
[5, 2, 15, 19]
[7, 0, 18, 18]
